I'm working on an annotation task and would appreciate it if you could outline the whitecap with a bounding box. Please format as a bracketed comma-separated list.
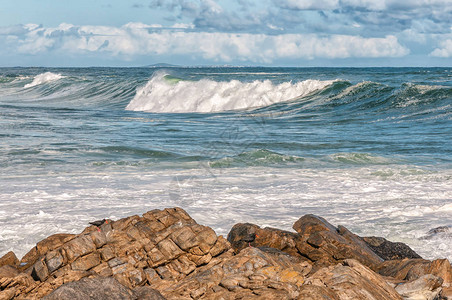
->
[24, 72, 64, 88]
[126, 72, 336, 113]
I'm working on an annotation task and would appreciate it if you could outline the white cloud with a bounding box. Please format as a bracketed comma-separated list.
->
[280, 0, 339, 10]
[280, 0, 452, 11]
[430, 39, 452, 57]
[0, 23, 409, 63]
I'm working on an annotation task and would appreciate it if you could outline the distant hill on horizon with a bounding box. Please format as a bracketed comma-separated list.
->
[144, 63, 180, 68]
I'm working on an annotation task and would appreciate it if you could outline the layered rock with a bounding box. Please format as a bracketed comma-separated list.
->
[0, 207, 450, 300]
[228, 214, 384, 270]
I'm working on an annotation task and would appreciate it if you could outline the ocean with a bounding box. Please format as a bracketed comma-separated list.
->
[0, 67, 451, 261]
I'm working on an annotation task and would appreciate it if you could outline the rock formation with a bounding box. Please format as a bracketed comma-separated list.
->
[0, 207, 450, 299]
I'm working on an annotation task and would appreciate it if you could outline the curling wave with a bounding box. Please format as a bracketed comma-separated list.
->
[126, 73, 337, 113]
[24, 72, 65, 88]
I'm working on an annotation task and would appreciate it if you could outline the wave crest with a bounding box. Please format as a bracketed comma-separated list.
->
[126, 73, 336, 113]
[24, 72, 64, 88]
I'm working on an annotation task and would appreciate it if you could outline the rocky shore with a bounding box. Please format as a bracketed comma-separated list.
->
[0, 207, 450, 299]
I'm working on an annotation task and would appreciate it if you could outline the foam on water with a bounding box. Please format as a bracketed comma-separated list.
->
[24, 72, 65, 88]
[126, 72, 336, 113]
[0, 165, 451, 261]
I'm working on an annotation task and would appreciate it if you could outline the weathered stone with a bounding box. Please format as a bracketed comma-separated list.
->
[156, 265, 179, 280]
[108, 257, 126, 268]
[0, 288, 16, 300]
[422, 226, 452, 240]
[0, 265, 20, 278]
[99, 245, 115, 261]
[90, 230, 107, 248]
[293, 215, 383, 269]
[0, 251, 19, 268]
[170, 255, 197, 275]
[31, 258, 49, 282]
[20, 233, 74, 270]
[376, 258, 452, 286]
[45, 250, 64, 274]
[306, 259, 403, 300]
[111, 215, 140, 231]
[395, 274, 443, 300]
[62, 235, 96, 262]
[92, 262, 113, 277]
[228, 223, 299, 257]
[71, 252, 101, 271]
[297, 285, 340, 300]
[157, 239, 184, 261]
[133, 286, 166, 300]
[42, 277, 136, 300]
[144, 267, 162, 285]
[209, 236, 230, 257]
[170, 226, 198, 251]
[188, 253, 212, 266]
[362, 236, 422, 260]
[127, 268, 146, 286]
[147, 247, 167, 267]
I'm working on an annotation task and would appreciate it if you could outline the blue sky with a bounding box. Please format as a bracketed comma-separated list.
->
[0, 0, 451, 66]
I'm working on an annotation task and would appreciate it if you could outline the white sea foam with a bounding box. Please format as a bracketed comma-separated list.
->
[1, 165, 451, 261]
[24, 72, 64, 88]
[126, 73, 335, 113]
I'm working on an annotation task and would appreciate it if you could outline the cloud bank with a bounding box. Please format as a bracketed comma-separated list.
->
[0, 22, 409, 64]
[0, 0, 451, 65]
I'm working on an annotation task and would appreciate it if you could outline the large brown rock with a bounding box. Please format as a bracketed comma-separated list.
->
[0, 251, 19, 268]
[228, 223, 300, 257]
[306, 259, 403, 300]
[20, 233, 75, 271]
[395, 274, 443, 300]
[376, 258, 452, 287]
[293, 215, 384, 269]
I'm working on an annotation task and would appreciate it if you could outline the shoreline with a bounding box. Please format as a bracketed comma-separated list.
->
[0, 207, 451, 299]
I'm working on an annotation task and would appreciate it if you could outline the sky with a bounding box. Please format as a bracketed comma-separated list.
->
[0, 0, 451, 67]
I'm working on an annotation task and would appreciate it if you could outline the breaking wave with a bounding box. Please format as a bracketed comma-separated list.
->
[24, 72, 64, 88]
[126, 73, 336, 113]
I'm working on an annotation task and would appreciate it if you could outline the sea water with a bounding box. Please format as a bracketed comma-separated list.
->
[0, 67, 451, 261]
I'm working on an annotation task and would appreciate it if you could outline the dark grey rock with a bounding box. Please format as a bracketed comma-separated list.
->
[362, 236, 422, 260]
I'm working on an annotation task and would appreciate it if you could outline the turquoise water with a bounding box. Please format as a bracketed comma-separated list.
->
[0, 67, 451, 260]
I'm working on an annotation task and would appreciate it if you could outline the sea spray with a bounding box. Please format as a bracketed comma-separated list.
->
[24, 72, 64, 88]
[126, 72, 337, 113]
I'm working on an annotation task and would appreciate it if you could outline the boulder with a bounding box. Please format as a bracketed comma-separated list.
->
[20, 233, 75, 271]
[227, 223, 300, 257]
[306, 259, 403, 300]
[422, 226, 452, 240]
[362, 236, 422, 260]
[42, 277, 165, 300]
[395, 274, 443, 300]
[293, 215, 383, 269]
[376, 258, 452, 287]
[0, 251, 19, 268]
